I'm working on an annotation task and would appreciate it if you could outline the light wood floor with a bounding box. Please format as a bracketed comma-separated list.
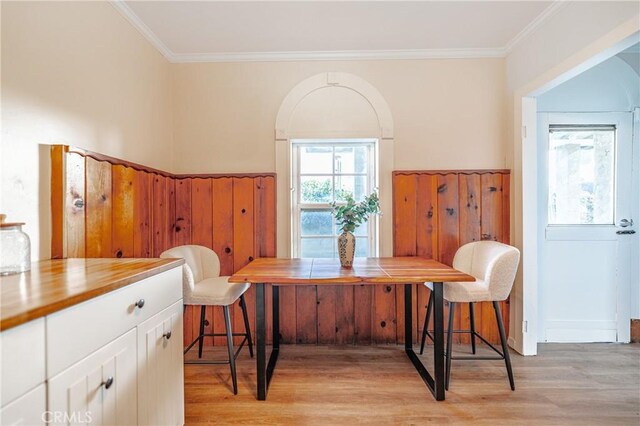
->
[184, 343, 640, 425]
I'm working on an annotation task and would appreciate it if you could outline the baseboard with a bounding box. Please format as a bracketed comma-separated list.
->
[632, 319, 640, 343]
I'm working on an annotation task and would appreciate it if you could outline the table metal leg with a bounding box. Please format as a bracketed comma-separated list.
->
[266, 286, 280, 387]
[404, 282, 446, 401]
[255, 283, 280, 401]
[256, 283, 266, 400]
[432, 282, 445, 400]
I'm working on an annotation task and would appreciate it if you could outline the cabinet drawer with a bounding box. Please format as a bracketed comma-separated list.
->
[47, 266, 182, 378]
[0, 383, 45, 426]
[0, 318, 45, 406]
[48, 328, 137, 425]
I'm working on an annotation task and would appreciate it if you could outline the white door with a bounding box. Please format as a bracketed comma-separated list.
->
[137, 300, 184, 426]
[538, 112, 636, 342]
[48, 329, 137, 425]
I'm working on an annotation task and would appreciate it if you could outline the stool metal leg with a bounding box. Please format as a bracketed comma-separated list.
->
[445, 302, 455, 390]
[469, 302, 477, 355]
[493, 301, 515, 391]
[419, 290, 433, 355]
[239, 294, 254, 358]
[224, 305, 238, 395]
[198, 305, 206, 358]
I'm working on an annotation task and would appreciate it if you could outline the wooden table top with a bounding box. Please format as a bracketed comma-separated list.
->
[0, 258, 184, 331]
[228, 257, 475, 285]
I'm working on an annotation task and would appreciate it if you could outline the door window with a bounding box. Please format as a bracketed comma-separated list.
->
[548, 125, 615, 225]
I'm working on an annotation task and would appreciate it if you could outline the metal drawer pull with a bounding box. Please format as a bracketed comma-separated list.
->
[163, 331, 172, 340]
[134, 299, 145, 309]
[101, 377, 114, 390]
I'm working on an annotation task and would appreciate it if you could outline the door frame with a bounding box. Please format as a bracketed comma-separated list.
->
[516, 28, 640, 355]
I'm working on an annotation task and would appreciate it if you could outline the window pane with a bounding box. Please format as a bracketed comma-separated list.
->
[301, 210, 333, 236]
[300, 146, 333, 174]
[300, 176, 332, 203]
[334, 146, 368, 174]
[355, 237, 369, 257]
[548, 128, 615, 225]
[335, 175, 367, 202]
[300, 238, 335, 258]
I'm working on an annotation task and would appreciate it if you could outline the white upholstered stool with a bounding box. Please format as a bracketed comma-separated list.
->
[419, 241, 520, 390]
[160, 245, 253, 395]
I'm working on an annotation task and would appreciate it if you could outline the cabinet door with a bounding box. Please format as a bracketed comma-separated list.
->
[137, 300, 184, 426]
[48, 329, 137, 425]
[0, 384, 45, 425]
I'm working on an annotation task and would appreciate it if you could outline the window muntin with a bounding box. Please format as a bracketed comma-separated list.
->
[292, 140, 377, 258]
[548, 126, 615, 225]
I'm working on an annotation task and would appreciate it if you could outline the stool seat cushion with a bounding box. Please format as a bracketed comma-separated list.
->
[184, 276, 250, 306]
[425, 280, 489, 303]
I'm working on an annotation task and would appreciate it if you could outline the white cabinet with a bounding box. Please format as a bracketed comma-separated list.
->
[48, 329, 137, 425]
[0, 384, 45, 426]
[0, 318, 45, 407]
[137, 301, 184, 426]
[0, 264, 184, 425]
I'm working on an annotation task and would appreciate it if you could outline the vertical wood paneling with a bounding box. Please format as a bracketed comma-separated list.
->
[480, 173, 505, 343]
[317, 286, 337, 344]
[174, 179, 192, 247]
[393, 174, 417, 344]
[111, 165, 135, 258]
[457, 174, 482, 343]
[233, 178, 255, 344]
[212, 178, 235, 275]
[51, 146, 65, 259]
[436, 174, 459, 266]
[85, 158, 112, 258]
[393, 170, 510, 345]
[152, 175, 167, 257]
[254, 176, 277, 344]
[416, 175, 437, 343]
[212, 178, 234, 346]
[65, 153, 86, 258]
[336, 286, 355, 345]
[373, 284, 396, 344]
[354, 285, 372, 344]
[133, 171, 152, 258]
[191, 178, 215, 344]
[191, 179, 213, 248]
[296, 286, 318, 344]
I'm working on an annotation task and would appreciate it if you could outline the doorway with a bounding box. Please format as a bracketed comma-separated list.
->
[537, 112, 635, 342]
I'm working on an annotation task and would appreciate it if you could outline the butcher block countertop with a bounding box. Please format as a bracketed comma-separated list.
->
[0, 258, 184, 331]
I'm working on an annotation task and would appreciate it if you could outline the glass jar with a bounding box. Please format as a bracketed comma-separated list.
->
[0, 221, 31, 275]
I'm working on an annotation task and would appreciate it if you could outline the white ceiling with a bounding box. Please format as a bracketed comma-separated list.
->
[115, 1, 562, 62]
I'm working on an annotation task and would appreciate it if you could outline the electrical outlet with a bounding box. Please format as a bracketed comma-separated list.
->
[522, 320, 528, 333]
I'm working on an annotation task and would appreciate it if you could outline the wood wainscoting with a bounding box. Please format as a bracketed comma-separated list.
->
[51, 146, 276, 348]
[51, 146, 510, 346]
[393, 170, 511, 344]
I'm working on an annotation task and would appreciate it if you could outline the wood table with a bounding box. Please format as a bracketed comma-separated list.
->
[229, 257, 475, 401]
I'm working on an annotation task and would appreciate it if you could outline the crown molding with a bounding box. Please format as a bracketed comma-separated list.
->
[110, 0, 174, 61]
[171, 48, 506, 63]
[111, 0, 566, 64]
[504, 1, 568, 54]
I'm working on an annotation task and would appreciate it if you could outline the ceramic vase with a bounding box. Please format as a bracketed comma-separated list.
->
[338, 230, 356, 268]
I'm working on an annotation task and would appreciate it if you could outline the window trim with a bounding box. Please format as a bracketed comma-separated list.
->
[291, 138, 379, 258]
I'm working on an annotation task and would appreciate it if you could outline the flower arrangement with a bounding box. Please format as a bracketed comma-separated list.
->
[330, 192, 381, 268]
[331, 192, 381, 233]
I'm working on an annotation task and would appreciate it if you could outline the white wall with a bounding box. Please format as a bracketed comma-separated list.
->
[537, 56, 640, 112]
[506, 1, 640, 353]
[1, 1, 173, 260]
[171, 59, 507, 174]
